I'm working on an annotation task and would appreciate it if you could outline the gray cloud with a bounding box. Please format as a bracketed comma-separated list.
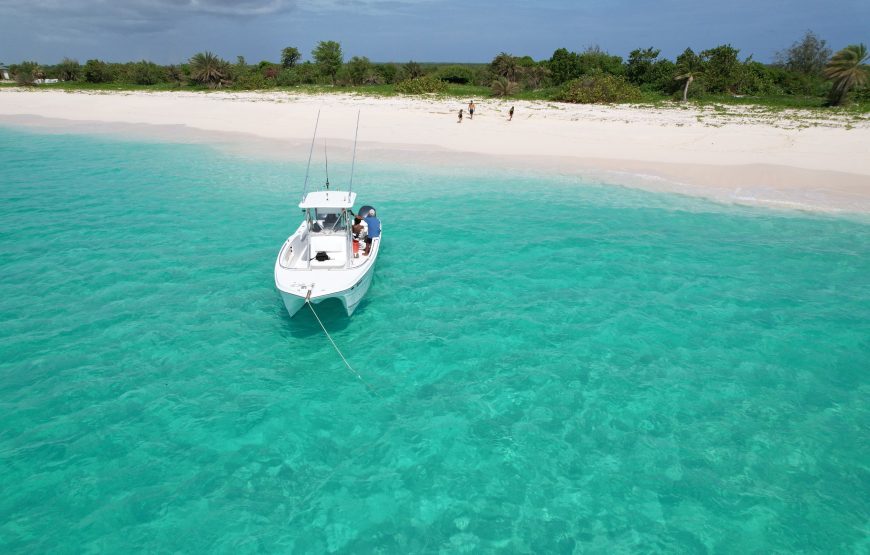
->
[0, 0, 441, 63]
[159, 0, 294, 16]
[0, 0, 432, 20]
[0, 0, 439, 38]
[1, 0, 294, 17]
[0, 0, 302, 39]
[297, 0, 436, 11]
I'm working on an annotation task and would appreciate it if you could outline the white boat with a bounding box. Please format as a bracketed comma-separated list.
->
[274, 194, 381, 317]
[274, 112, 381, 317]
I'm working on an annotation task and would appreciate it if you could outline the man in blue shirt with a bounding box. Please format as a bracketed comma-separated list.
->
[363, 209, 381, 256]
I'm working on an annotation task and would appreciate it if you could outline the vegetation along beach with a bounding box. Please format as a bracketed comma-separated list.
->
[1, 0, 868, 552]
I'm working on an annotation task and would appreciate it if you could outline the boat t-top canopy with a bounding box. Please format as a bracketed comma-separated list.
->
[299, 191, 357, 209]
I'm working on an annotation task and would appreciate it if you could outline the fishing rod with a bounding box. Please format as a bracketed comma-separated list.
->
[323, 140, 330, 190]
[301, 109, 321, 200]
[348, 110, 360, 194]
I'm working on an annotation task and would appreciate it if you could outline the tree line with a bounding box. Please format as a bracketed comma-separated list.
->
[4, 32, 868, 106]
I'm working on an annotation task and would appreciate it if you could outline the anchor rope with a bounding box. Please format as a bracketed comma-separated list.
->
[306, 300, 380, 396]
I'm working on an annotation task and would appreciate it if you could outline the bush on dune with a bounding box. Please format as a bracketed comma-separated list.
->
[13, 61, 40, 85]
[126, 60, 166, 85]
[556, 74, 642, 104]
[435, 65, 474, 84]
[395, 76, 446, 94]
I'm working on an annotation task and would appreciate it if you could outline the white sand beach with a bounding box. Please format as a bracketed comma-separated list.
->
[1, 88, 869, 213]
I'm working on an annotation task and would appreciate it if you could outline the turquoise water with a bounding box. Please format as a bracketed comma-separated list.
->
[1, 126, 868, 553]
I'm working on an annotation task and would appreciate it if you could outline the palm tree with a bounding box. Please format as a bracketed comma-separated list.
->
[491, 52, 519, 81]
[674, 48, 704, 102]
[57, 58, 80, 81]
[166, 65, 185, 86]
[674, 72, 694, 102]
[189, 51, 229, 88]
[524, 66, 551, 90]
[824, 44, 869, 106]
[402, 60, 424, 79]
[491, 76, 519, 97]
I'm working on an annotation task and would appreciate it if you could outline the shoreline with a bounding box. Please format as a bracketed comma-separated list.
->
[2, 89, 869, 214]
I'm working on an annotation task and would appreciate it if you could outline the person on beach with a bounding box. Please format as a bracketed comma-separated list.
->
[363, 209, 381, 256]
[509, 106, 514, 121]
[458, 108, 463, 123]
[352, 213, 367, 257]
[468, 100, 475, 120]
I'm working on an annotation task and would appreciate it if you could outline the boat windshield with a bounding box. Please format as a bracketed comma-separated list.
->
[310, 208, 348, 234]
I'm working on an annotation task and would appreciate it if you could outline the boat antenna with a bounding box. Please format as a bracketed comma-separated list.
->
[323, 140, 330, 190]
[301, 109, 321, 201]
[348, 110, 360, 193]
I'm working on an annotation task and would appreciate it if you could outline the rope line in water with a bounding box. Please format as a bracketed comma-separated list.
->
[306, 300, 380, 396]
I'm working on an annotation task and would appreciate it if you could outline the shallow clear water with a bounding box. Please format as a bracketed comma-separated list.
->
[1, 126, 868, 553]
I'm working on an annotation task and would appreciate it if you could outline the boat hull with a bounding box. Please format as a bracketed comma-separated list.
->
[278, 253, 377, 317]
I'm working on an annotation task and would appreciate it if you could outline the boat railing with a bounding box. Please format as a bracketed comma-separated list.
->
[278, 231, 310, 269]
[278, 240, 296, 269]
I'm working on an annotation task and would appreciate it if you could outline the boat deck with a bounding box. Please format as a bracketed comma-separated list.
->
[280, 236, 373, 271]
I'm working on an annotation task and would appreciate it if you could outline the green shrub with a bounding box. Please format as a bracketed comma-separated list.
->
[401, 61, 424, 80]
[346, 56, 373, 85]
[851, 84, 870, 103]
[166, 65, 185, 86]
[292, 62, 321, 85]
[233, 72, 270, 90]
[767, 66, 828, 96]
[281, 46, 301, 69]
[435, 65, 474, 84]
[83, 59, 113, 83]
[577, 48, 625, 77]
[395, 75, 447, 94]
[641, 60, 678, 94]
[375, 64, 399, 84]
[334, 66, 352, 86]
[276, 68, 299, 86]
[556, 74, 642, 103]
[263, 65, 280, 79]
[13, 61, 39, 85]
[626, 48, 677, 93]
[700, 44, 740, 93]
[312, 40, 343, 84]
[277, 63, 314, 85]
[128, 60, 166, 85]
[361, 71, 383, 85]
[735, 61, 776, 95]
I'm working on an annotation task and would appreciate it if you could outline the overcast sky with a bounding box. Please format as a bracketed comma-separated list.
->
[0, 0, 868, 65]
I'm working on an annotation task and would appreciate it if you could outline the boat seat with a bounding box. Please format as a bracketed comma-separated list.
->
[309, 235, 347, 268]
[310, 254, 346, 268]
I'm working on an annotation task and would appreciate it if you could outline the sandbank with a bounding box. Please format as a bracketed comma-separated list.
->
[1, 89, 868, 213]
